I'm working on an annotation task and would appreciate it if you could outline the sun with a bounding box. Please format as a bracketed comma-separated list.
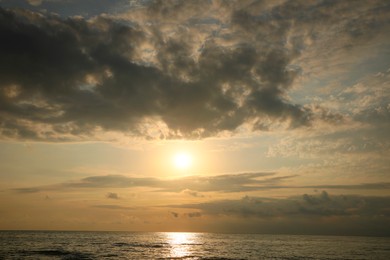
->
[173, 152, 192, 170]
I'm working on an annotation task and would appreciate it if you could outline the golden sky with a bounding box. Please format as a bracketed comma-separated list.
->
[0, 0, 389, 236]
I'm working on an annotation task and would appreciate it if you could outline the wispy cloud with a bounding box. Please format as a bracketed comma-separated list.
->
[13, 173, 390, 194]
[93, 204, 134, 210]
[181, 189, 204, 198]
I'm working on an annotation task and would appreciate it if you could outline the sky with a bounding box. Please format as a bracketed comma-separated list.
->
[0, 0, 389, 236]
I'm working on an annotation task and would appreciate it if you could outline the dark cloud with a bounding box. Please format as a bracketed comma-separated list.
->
[169, 192, 390, 235]
[0, 1, 388, 141]
[170, 211, 179, 218]
[106, 192, 120, 199]
[174, 192, 390, 218]
[185, 212, 201, 218]
[0, 0, 131, 18]
[169, 211, 202, 218]
[0, 3, 318, 141]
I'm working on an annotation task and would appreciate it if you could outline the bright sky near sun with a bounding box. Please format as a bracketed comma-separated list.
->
[0, 0, 389, 236]
[173, 152, 192, 170]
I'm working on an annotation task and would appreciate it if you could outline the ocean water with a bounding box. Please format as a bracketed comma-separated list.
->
[0, 231, 389, 259]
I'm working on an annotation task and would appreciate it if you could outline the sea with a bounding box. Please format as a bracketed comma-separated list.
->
[0, 231, 389, 259]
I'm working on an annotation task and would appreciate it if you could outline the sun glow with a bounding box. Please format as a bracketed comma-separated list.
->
[173, 152, 192, 170]
[165, 232, 199, 258]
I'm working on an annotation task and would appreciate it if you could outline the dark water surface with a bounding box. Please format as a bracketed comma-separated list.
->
[0, 231, 389, 259]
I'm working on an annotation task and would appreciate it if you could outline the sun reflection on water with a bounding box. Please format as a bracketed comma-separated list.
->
[165, 232, 200, 258]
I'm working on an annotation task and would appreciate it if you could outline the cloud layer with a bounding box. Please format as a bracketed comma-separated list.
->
[170, 192, 390, 236]
[174, 191, 390, 218]
[14, 173, 390, 194]
[2, 1, 388, 140]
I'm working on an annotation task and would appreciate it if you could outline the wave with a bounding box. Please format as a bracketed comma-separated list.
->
[112, 242, 168, 248]
[2, 231, 389, 259]
[158, 257, 243, 260]
[28, 249, 93, 259]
